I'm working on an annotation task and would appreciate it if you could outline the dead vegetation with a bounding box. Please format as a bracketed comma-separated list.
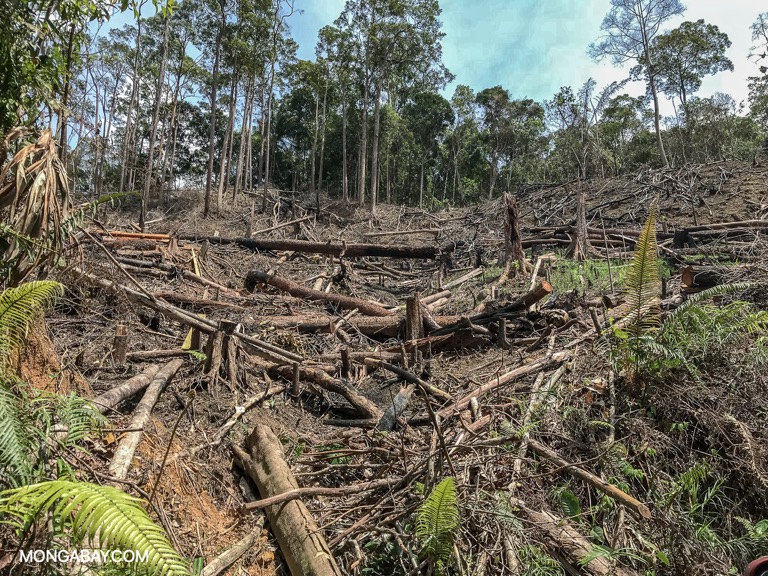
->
[7, 159, 768, 575]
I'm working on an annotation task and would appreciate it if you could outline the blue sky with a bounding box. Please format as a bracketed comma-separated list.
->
[289, 0, 763, 114]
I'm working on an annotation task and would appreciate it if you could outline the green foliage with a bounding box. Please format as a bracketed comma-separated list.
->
[516, 545, 564, 576]
[658, 283, 768, 371]
[0, 377, 34, 483]
[554, 487, 581, 519]
[549, 258, 629, 294]
[416, 477, 460, 571]
[0, 280, 64, 369]
[622, 201, 660, 337]
[0, 480, 191, 576]
[650, 19, 734, 108]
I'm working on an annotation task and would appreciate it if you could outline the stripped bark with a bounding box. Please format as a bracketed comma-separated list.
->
[233, 425, 342, 576]
[92, 364, 160, 414]
[109, 358, 184, 480]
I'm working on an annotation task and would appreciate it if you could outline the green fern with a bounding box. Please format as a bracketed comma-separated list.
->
[0, 280, 64, 369]
[416, 477, 460, 571]
[623, 200, 661, 337]
[0, 480, 191, 576]
[0, 378, 33, 484]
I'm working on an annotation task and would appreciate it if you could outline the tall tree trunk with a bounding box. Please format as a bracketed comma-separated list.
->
[161, 41, 187, 195]
[245, 77, 254, 192]
[419, 158, 425, 208]
[649, 72, 668, 168]
[488, 155, 498, 200]
[203, 3, 225, 218]
[120, 17, 143, 195]
[57, 22, 77, 163]
[310, 87, 319, 204]
[341, 91, 349, 203]
[218, 71, 238, 211]
[262, 84, 275, 212]
[369, 75, 383, 214]
[235, 77, 253, 199]
[139, 13, 170, 230]
[385, 147, 391, 204]
[317, 83, 328, 193]
[256, 85, 266, 192]
[358, 80, 369, 207]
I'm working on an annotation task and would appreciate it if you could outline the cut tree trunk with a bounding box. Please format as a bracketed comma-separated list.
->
[679, 264, 744, 293]
[92, 364, 160, 414]
[109, 358, 184, 480]
[234, 424, 342, 576]
[499, 193, 530, 280]
[245, 270, 394, 317]
[180, 236, 457, 260]
[567, 182, 592, 261]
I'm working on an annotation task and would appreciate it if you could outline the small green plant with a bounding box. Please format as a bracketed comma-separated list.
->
[516, 544, 564, 575]
[0, 280, 190, 576]
[0, 480, 191, 576]
[416, 477, 460, 573]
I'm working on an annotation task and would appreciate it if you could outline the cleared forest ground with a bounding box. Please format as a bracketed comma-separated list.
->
[24, 160, 768, 575]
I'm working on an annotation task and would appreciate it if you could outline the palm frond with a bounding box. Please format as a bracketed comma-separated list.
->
[0, 280, 63, 369]
[0, 480, 191, 576]
[416, 477, 460, 569]
[623, 201, 661, 336]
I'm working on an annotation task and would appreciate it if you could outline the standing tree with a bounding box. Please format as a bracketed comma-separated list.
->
[650, 19, 733, 115]
[589, 0, 686, 168]
[403, 92, 453, 208]
[748, 13, 768, 135]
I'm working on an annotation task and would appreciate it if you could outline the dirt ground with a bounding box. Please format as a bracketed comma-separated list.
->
[26, 159, 768, 575]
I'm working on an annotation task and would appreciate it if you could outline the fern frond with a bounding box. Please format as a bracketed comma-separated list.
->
[0, 280, 63, 368]
[663, 282, 754, 329]
[416, 477, 460, 569]
[623, 201, 660, 336]
[0, 379, 33, 485]
[0, 480, 191, 576]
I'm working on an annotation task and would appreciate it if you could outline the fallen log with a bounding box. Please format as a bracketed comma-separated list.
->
[233, 425, 342, 576]
[362, 228, 441, 238]
[509, 498, 640, 576]
[274, 365, 381, 419]
[107, 230, 172, 241]
[127, 349, 190, 361]
[430, 280, 553, 336]
[92, 364, 160, 414]
[72, 268, 302, 364]
[527, 438, 651, 519]
[241, 477, 396, 511]
[245, 270, 394, 317]
[180, 235, 458, 259]
[109, 358, 184, 480]
[201, 516, 265, 576]
[437, 351, 569, 419]
[679, 264, 747, 293]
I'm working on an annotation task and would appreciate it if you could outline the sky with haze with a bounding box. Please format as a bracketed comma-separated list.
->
[292, 0, 764, 116]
